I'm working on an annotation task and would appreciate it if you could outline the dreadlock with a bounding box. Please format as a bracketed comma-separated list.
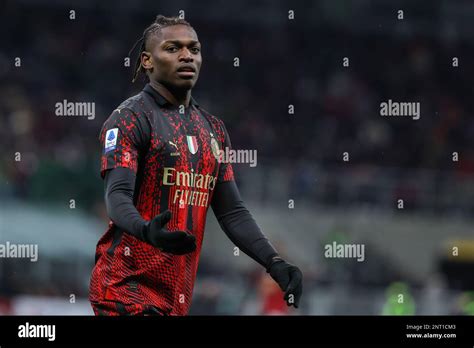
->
[129, 15, 192, 83]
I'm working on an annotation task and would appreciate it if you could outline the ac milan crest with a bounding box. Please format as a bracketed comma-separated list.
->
[186, 135, 198, 154]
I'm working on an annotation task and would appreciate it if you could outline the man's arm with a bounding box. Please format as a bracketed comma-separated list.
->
[211, 180, 303, 308]
[104, 167, 196, 255]
[211, 180, 278, 268]
[104, 167, 147, 239]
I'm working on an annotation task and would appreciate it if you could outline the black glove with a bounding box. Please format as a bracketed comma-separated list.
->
[267, 257, 303, 308]
[143, 210, 196, 255]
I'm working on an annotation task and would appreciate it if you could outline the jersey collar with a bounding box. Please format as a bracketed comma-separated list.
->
[143, 83, 199, 108]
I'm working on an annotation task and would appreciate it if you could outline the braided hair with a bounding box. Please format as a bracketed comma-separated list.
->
[129, 15, 192, 83]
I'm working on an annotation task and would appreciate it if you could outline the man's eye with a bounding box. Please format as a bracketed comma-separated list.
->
[191, 47, 200, 53]
[166, 47, 178, 52]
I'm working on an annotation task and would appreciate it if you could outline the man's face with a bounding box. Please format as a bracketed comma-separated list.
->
[142, 25, 202, 90]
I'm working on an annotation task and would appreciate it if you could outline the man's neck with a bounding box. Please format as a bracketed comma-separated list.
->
[149, 80, 191, 107]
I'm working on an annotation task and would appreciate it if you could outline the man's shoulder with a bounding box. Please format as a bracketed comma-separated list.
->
[198, 105, 225, 127]
[197, 106, 230, 141]
[114, 91, 149, 115]
[104, 92, 154, 128]
[100, 92, 151, 134]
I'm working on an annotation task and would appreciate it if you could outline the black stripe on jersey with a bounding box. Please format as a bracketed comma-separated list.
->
[186, 204, 194, 233]
[115, 302, 130, 315]
[106, 226, 123, 256]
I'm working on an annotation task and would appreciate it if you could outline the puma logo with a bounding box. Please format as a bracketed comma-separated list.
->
[169, 141, 180, 156]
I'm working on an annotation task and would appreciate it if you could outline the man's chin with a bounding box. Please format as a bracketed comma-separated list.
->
[173, 78, 197, 90]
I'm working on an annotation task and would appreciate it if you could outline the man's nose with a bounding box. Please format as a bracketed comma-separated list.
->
[179, 48, 193, 62]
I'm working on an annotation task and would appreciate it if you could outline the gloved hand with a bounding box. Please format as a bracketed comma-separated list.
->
[143, 210, 196, 255]
[267, 256, 303, 308]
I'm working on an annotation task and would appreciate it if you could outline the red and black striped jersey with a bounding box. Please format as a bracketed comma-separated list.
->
[89, 84, 234, 315]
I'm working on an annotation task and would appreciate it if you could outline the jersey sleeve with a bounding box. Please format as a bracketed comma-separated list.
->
[217, 121, 235, 183]
[99, 108, 150, 178]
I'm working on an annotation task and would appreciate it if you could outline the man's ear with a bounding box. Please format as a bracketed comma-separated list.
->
[141, 51, 153, 72]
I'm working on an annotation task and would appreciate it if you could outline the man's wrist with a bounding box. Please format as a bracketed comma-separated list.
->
[266, 254, 284, 272]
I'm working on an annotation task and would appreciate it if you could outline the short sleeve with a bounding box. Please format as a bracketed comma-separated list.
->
[99, 108, 150, 179]
[217, 122, 235, 184]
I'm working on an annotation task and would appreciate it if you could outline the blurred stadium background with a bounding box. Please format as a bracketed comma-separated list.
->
[2, 0, 474, 315]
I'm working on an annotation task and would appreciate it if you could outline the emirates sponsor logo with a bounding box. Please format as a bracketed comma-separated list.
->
[163, 168, 216, 190]
[163, 167, 217, 208]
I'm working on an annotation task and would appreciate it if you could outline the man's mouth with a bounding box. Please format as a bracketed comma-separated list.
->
[176, 66, 196, 78]
[177, 66, 196, 72]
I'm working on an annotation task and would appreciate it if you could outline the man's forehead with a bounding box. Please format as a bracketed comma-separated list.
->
[159, 25, 198, 43]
